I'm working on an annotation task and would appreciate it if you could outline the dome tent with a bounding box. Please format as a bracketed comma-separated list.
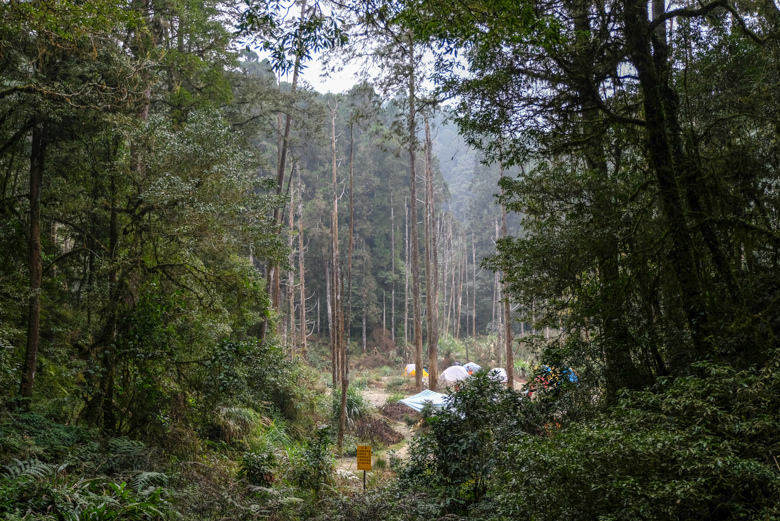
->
[488, 367, 508, 383]
[439, 365, 471, 386]
[463, 362, 482, 374]
[404, 364, 429, 377]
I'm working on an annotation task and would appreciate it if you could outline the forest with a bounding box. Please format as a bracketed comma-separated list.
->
[1, 0, 779, 519]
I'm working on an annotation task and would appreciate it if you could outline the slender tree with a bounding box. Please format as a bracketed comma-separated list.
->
[330, 103, 348, 453]
[391, 191, 396, 344]
[406, 38, 424, 392]
[297, 165, 307, 358]
[287, 164, 297, 353]
[18, 118, 46, 403]
[404, 199, 409, 349]
[424, 115, 439, 390]
[269, 0, 308, 321]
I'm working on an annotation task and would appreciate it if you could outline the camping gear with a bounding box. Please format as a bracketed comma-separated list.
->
[488, 367, 508, 383]
[404, 364, 429, 377]
[439, 365, 471, 386]
[399, 389, 449, 413]
[463, 362, 482, 374]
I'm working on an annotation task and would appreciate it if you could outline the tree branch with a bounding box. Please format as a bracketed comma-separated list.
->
[648, 0, 727, 29]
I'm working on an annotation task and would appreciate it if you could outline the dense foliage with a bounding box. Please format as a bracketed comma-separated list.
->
[390, 0, 780, 392]
[394, 365, 780, 520]
[4, 0, 780, 518]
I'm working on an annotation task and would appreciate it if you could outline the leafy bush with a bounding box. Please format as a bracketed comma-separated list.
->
[0, 462, 172, 521]
[352, 376, 371, 389]
[400, 372, 527, 511]
[513, 358, 531, 377]
[489, 360, 780, 520]
[341, 435, 359, 457]
[104, 437, 149, 472]
[240, 448, 276, 487]
[0, 413, 94, 464]
[198, 340, 326, 441]
[209, 406, 261, 444]
[294, 426, 333, 497]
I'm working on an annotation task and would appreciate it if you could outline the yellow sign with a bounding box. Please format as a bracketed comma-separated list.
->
[356, 445, 372, 471]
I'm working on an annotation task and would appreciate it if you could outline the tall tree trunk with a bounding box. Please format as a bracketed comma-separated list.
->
[447, 222, 455, 336]
[346, 123, 355, 352]
[457, 249, 463, 342]
[391, 192, 395, 344]
[326, 260, 334, 383]
[407, 38, 423, 391]
[345, 122, 355, 345]
[362, 305, 367, 354]
[624, 0, 710, 358]
[19, 118, 46, 403]
[500, 169, 513, 387]
[424, 116, 439, 390]
[464, 242, 469, 337]
[404, 199, 409, 349]
[101, 172, 120, 432]
[269, 0, 307, 321]
[331, 105, 348, 453]
[287, 168, 297, 355]
[297, 166, 307, 358]
[442, 220, 449, 337]
[492, 241, 497, 331]
[472, 233, 477, 337]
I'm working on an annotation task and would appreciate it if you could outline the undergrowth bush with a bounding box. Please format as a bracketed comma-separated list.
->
[0, 461, 172, 521]
[240, 447, 276, 487]
[294, 426, 333, 498]
[489, 360, 780, 520]
[396, 360, 780, 520]
[332, 386, 370, 424]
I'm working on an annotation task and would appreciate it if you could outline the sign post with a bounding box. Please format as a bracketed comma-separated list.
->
[356, 445, 372, 491]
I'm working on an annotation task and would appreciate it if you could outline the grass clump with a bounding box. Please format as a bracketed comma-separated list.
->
[332, 386, 371, 425]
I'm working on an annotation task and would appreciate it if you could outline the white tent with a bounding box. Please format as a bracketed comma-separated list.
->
[488, 367, 508, 383]
[463, 362, 482, 374]
[439, 365, 471, 386]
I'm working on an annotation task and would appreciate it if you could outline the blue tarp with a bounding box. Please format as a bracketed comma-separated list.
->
[399, 389, 449, 413]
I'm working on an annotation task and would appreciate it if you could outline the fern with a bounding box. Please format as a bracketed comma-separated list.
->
[130, 471, 168, 493]
[213, 406, 260, 442]
[105, 437, 148, 472]
[1, 458, 66, 480]
[107, 437, 146, 456]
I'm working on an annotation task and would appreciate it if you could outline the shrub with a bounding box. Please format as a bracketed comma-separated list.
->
[294, 426, 333, 497]
[240, 448, 276, 487]
[209, 406, 261, 444]
[490, 360, 780, 520]
[400, 372, 526, 510]
[331, 386, 370, 424]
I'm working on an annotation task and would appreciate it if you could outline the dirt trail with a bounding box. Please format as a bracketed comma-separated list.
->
[334, 380, 415, 477]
